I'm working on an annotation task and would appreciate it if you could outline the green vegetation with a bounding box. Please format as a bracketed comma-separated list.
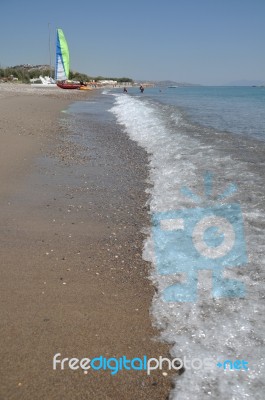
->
[93, 76, 133, 83]
[0, 66, 51, 83]
[69, 70, 93, 81]
[69, 71, 133, 83]
[0, 65, 134, 83]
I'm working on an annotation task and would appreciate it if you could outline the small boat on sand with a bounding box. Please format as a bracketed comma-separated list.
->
[31, 75, 57, 88]
[79, 86, 92, 90]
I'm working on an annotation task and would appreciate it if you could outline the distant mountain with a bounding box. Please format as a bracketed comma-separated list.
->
[155, 80, 200, 87]
[226, 79, 265, 86]
[12, 64, 53, 71]
[136, 79, 200, 87]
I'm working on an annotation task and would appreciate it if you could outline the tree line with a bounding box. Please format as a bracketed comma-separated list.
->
[0, 67, 134, 83]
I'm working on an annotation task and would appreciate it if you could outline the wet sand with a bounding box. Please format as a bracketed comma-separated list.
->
[0, 85, 172, 399]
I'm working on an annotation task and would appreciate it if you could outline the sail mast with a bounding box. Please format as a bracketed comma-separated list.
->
[48, 23, 52, 78]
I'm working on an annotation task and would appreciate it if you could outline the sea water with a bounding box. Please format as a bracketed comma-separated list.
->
[65, 87, 264, 399]
[107, 86, 265, 399]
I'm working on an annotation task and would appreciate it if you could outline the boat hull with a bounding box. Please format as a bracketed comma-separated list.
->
[57, 82, 81, 89]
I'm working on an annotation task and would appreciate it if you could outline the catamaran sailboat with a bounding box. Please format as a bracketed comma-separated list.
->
[55, 29, 81, 89]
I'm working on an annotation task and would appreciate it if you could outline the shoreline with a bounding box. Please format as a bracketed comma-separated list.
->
[0, 86, 173, 399]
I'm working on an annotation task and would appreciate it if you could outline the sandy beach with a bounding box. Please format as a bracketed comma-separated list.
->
[0, 84, 172, 399]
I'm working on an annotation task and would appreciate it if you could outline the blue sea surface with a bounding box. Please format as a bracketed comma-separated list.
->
[107, 86, 265, 400]
[131, 86, 265, 141]
[65, 87, 265, 400]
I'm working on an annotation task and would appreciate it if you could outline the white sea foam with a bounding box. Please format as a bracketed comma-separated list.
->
[109, 93, 265, 400]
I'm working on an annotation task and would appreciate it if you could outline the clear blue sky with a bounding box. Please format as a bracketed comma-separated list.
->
[0, 0, 264, 85]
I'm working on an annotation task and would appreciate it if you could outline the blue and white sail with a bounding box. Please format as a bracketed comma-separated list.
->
[55, 29, 70, 81]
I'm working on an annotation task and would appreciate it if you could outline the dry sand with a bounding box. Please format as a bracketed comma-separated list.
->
[0, 84, 173, 399]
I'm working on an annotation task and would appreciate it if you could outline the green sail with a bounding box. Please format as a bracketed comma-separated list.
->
[56, 29, 70, 80]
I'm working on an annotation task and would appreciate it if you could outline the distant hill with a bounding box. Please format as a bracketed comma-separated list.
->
[155, 80, 200, 87]
[136, 80, 200, 87]
[12, 64, 53, 71]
